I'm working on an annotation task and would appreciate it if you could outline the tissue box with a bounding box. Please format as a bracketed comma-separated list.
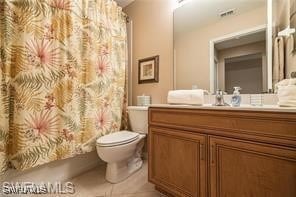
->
[137, 95, 151, 106]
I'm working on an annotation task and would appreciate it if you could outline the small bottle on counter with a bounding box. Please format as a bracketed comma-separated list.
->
[231, 87, 242, 107]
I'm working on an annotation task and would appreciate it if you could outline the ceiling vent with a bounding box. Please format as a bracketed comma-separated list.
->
[220, 9, 236, 18]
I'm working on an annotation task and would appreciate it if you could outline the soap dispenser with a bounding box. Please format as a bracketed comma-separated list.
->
[231, 87, 242, 107]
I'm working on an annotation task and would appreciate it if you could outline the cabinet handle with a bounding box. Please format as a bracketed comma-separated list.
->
[200, 143, 205, 161]
[210, 144, 215, 165]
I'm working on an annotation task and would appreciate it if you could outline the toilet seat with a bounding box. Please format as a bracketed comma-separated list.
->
[97, 131, 140, 147]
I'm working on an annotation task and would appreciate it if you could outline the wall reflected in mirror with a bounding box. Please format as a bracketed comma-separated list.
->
[173, 0, 276, 94]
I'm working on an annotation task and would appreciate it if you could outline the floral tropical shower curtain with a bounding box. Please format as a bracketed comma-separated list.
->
[0, 0, 127, 173]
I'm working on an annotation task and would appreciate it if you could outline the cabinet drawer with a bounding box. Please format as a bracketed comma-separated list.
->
[149, 107, 296, 147]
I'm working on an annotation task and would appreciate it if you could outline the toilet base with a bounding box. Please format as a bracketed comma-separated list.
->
[105, 158, 143, 183]
[105, 139, 145, 183]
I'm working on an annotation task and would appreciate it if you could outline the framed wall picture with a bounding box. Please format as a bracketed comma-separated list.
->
[138, 55, 159, 84]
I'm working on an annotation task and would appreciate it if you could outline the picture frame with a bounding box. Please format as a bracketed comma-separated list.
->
[138, 55, 159, 84]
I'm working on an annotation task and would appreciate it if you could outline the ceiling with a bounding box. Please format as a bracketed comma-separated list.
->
[115, 0, 134, 8]
[174, 0, 266, 36]
[215, 30, 266, 50]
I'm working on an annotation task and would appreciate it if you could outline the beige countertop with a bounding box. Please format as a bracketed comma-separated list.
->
[149, 104, 296, 113]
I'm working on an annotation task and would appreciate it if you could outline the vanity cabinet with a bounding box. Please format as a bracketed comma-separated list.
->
[148, 107, 296, 197]
[209, 136, 296, 197]
[149, 127, 207, 197]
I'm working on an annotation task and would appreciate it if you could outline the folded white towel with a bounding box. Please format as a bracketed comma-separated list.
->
[275, 79, 296, 93]
[275, 79, 290, 87]
[277, 85, 296, 107]
[167, 90, 204, 105]
[289, 78, 296, 85]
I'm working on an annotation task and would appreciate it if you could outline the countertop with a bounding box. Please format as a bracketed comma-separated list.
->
[149, 104, 296, 113]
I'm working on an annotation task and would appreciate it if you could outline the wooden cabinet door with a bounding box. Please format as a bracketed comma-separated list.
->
[209, 136, 296, 197]
[148, 127, 207, 197]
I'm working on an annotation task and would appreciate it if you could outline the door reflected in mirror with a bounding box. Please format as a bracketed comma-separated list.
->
[212, 26, 267, 94]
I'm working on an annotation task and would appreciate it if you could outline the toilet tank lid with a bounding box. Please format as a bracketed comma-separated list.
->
[96, 131, 139, 145]
[127, 106, 149, 111]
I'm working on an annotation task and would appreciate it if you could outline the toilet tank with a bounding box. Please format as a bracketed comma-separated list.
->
[127, 106, 148, 134]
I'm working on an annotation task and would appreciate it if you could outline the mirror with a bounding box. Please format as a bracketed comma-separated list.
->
[174, 0, 274, 94]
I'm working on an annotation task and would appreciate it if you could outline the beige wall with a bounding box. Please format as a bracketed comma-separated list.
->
[217, 41, 267, 92]
[276, 0, 290, 30]
[175, 5, 267, 90]
[124, 0, 174, 105]
[275, 0, 296, 78]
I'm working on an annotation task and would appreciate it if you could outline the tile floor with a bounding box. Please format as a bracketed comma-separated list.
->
[5, 161, 160, 197]
[68, 161, 161, 197]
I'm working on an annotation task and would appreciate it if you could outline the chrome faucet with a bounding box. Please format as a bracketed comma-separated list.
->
[214, 90, 228, 106]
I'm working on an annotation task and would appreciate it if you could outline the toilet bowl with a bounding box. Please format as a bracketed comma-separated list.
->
[96, 106, 148, 183]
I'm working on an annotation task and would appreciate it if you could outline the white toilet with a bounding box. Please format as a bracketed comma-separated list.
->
[96, 106, 148, 183]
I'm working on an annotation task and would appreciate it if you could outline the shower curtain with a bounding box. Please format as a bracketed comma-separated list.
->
[0, 0, 127, 173]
